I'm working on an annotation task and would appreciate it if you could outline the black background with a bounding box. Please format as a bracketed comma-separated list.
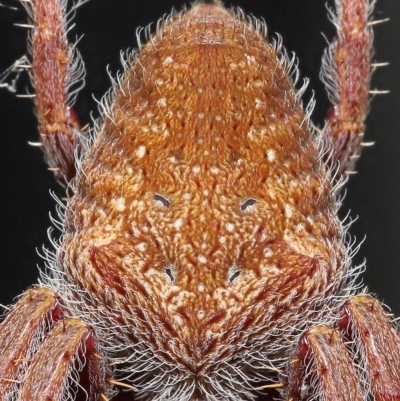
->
[0, 0, 399, 315]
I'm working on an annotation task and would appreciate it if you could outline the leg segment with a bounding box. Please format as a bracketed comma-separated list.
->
[18, 318, 109, 401]
[286, 326, 364, 401]
[321, 0, 374, 179]
[0, 287, 113, 401]
[341, 295, 400, 401]
[0, 288, 60, 400]
[286, 295, 400, 401]
[23, 0, 87, 186]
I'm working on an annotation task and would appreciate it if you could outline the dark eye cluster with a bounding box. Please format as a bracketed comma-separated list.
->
[240, 198, 257, 212]
[165, 266, 175, 282]
[227, 265, 243, 284]
[153, 193, 171, 208]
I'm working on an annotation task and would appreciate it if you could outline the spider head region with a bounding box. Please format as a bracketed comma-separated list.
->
[59, 3, 346, 399]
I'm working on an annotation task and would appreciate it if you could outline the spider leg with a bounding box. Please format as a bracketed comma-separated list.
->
[23, 0, 87, 186]
[18, 318, 109, 401]
[0, 288, 60, 399]
[321, 0, 375, 179]
[286, 325, 365, 401]
[0, 287, 112, 401]
[341, 295, 400, 400]
[286, 295, 400, 401]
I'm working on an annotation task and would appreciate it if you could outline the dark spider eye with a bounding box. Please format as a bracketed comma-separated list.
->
[153, 193, 171, 208]
[228, 268, 242, 283]
[240, 198, 257, 212]
[165, 266, 175, 282]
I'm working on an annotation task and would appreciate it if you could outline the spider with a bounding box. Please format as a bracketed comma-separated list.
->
[0, 0, 400, 401]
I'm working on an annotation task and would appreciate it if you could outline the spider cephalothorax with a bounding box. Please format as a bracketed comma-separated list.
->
[55, 6, 349, 398]
[0, 1, 399, 401]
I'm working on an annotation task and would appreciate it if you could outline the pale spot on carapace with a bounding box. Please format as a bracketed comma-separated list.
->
[245, 53, 257, 64]
[263, 248, 274, 258]
[226, 223, 235, 232]
[135, 145, 146, 159]
[265, 265, 281, 277]
[111, 197, 126, 212]
[163, 56, 173, 65]
[151, 123, 160, 133]
[192, 165, 201, 174]
[136, 242, 148, 252]
[173, 219, 183, 229]
[290, 178, 299, 187]
[285, 204, 293, 219]
[157, 98, 167, 108]
[255, 98, 264, 110]
[198, 255, 207, 264]
[266, 149, 276, 162]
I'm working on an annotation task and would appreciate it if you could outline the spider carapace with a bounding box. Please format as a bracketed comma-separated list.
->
[0, 0, 399, 401]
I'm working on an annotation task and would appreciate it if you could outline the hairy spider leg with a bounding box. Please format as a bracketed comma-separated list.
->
[321, 0, 376, 178]
[287, 325, 364, 401]
[286, 294, 400, 401]
[280, 0, 400, 398]
[342, 295, 400, 400]
[25, 0, 87, 186]
[0, 288, 112, 401]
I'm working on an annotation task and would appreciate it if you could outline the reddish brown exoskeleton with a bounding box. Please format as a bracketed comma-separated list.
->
[0, 0, 399, 400]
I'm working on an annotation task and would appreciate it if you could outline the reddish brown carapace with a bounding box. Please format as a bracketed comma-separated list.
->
[60, 3, 345, 397]
[1, 0, 400, 400]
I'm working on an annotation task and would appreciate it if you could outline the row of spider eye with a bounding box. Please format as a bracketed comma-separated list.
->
[164, 265, 243, 285]
[151, 195, 257, 284]
[153, 193, 258, 212]
[152, 194, 257, 284]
